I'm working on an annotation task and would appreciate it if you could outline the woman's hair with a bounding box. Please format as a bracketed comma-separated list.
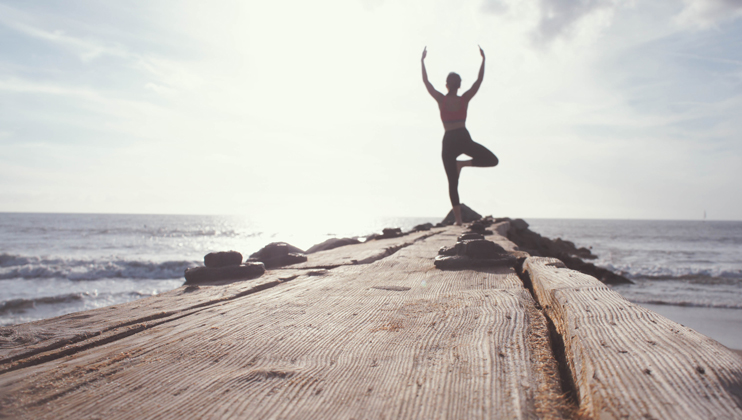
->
[446, 72, 461, 90]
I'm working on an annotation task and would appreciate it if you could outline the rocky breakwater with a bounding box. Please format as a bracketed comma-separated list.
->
[184, 251, 265, 285]
[505, 218, 632, 285]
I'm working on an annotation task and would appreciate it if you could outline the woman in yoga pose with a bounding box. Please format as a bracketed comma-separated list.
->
[422, 46, 498, 225]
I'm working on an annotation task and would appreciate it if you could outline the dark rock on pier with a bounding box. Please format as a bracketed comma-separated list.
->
[184, 262, 265, 285]
[382, 228, 402, 238]
[249, 242, 308, 269]
[435, 237, 516, 270]
[467, 220, 493, 235]
[458, 232, 484, 241]
[306, 238, 361, 254]
[204, 251, 243, 268]
[412, 223, 434, 232]
[368, 227, 404, 241]
[441, 203, 482, 225]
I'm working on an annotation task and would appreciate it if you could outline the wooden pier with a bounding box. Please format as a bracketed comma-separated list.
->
[1, 222, 741, 419]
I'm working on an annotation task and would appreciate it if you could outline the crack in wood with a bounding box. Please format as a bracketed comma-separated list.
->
[515, 257, 581, 412]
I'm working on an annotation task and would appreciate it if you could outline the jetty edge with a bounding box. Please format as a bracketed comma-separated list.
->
[0, 220, 739, 419]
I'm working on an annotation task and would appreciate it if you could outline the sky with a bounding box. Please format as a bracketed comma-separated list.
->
[1, 0, 741, 221]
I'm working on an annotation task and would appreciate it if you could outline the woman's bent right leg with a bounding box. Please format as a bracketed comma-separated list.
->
[464, 140, 498, 167]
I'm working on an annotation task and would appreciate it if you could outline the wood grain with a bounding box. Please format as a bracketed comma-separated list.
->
[523, 256, 742, 419]
[0, 228, 568, 419]
[289, 229, 440, 269]
[0, 231, 439, 371]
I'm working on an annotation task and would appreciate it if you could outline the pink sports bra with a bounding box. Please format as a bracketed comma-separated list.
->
[439, 95, 470, 122]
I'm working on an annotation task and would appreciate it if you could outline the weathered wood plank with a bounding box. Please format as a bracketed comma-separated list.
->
[0, 228, 568, 419]
[523, 256, 742, 419]
[0, 230, 442, 369]
[0, 270, 305, 369]
[289, 229, 441, 269]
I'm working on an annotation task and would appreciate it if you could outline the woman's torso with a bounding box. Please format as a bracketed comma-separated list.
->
[439, 94, 470, 131]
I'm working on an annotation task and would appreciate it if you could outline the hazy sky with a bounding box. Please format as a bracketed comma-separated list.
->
[1, 0, 741, 221]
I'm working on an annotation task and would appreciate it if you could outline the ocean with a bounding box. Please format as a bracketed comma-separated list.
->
[2, 214, 741, 347]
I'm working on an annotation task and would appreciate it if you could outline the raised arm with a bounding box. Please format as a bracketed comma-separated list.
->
[462, 46, 485, 101]
[422, 47, 444, 101]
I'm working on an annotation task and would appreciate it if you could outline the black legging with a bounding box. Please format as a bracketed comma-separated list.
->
[441, 127, 498, 206]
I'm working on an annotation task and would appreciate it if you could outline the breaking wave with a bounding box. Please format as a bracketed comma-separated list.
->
[0, 290, 163, 316]
[625, 297, 742, 310]
[0, 253, 197, 281]
[601, 262, 742, 283]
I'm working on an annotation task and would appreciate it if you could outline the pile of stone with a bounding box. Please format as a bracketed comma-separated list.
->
[184, 251, 265, 285]
[366, 222, 440, 241]
[367, 227, 403, 241]
[434, 232, 517, 269]
[247, 242, 308, 269]
[306, 237, 361, 254]
[412, 222, 434, 232]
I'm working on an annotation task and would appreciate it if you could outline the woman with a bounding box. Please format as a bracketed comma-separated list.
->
[422, 46, 498, 225]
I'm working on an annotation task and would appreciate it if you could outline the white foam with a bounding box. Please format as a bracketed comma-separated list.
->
[0, 253, 197, 281]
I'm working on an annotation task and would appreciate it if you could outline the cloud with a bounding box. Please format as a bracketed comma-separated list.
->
[675, 0, 742, 28]
[530, 0, 617, 45]
[360, 0, 384, 11]
[481, 0, 509, 15]
[0, 6, 128, 62]
[0, 3, 199, 92]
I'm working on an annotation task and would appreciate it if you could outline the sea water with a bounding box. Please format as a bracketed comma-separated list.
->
[2, 214, 741, 348]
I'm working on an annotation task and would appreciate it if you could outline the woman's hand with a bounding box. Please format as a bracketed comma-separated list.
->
[422, 46, 427, 61]
[478, 45, 485, 59]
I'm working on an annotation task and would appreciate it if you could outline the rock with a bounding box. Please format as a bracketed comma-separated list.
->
[204, 251, 243, 268]
[575, 247, 596, 260]
[478, 216, 494, 227]
[370, 228, 403, 240]
[306, 237, 361, 254]
[434, 238, 513, 269]
[458, 239, 507, 259]
[382, 228, 402, 238]
[438, 246, 457, 256]
[249, 242, 308, 269]
[184, 262, 265, 285]
[469, 222, 485, 233]
[457, 233, 484, 241]
[467, 221, 493, 236]
[412, 223, 434, 232]
[441, 203, 482, 225]
[434, 255, 517, 270]
[510, 219, 529, 231]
